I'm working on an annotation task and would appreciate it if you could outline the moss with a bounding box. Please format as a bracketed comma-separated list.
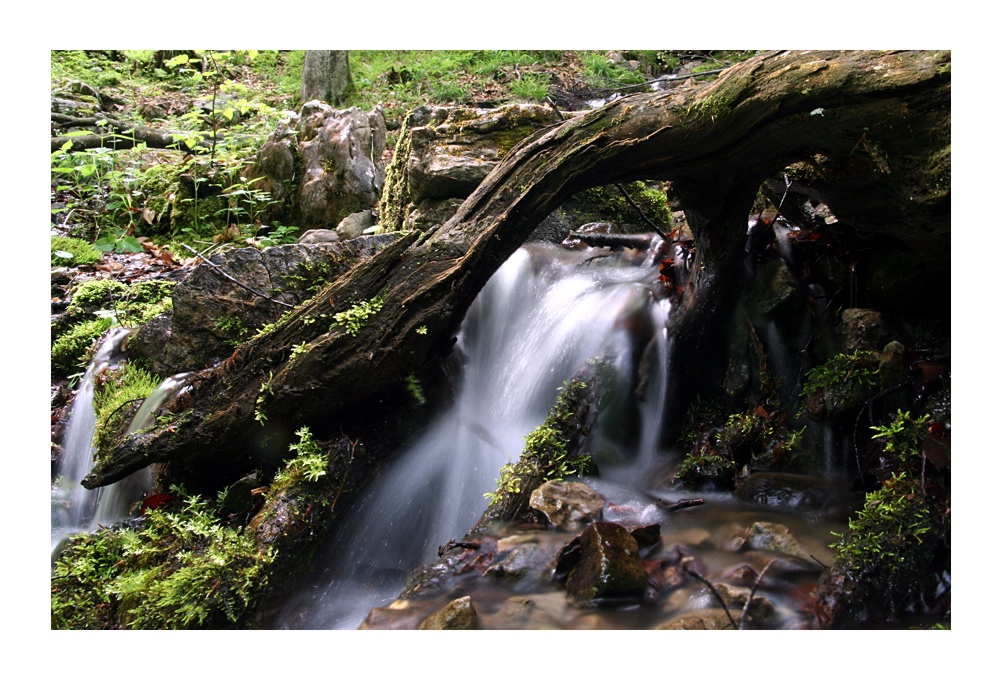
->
[52, 317, 115, 375]
[52, 279, 174, 377]
[52, 486, 275, 629]
[576, 181, 673, 231]
[92, 362, 162, 461]
[484, 380, 596, 507]
[51, 236, 102, 267]
[798, 351, 879, 419]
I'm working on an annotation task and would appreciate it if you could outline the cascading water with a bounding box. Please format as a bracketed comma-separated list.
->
[51, 330, 188, 559]
[278, 240, 672, 629]
[51, 328, 130, 556]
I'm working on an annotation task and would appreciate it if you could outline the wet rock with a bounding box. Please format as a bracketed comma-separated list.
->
[359, 599, 437, 630]
[712, 582, 777, 629]
[721, 563, 761, 588]
[743, 521, 810, 560]
[529, 479, 605, 530]
[750, 259, 804, 322]
[418, 595, 478, 630]
[734, 472, 845, 511]
[494, 596, 537, 627]
[561, 522, 649, 606]
[840, 308, 892, 352]
[878, 340, 910, 414]
[656, 609, 738, 630]
[485, 542, 549, 584]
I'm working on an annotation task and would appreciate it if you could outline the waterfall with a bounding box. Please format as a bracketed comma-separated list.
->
[279, 240, 671, 629]
[51, 330, 189, 559]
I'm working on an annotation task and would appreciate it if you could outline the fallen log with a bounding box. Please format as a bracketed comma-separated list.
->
[51, 114, 215, 153]
[85, 50, 950, 492]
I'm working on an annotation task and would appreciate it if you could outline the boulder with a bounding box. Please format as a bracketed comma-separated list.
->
[246, 103, 386, 230]
[656, 609, 738, 630]
[380, 103, 563, 232]
[528, 479, 605, 530]
[297, 102, 387, 228]
[127, 235, 400, 374]
[840, 308, 892, 353]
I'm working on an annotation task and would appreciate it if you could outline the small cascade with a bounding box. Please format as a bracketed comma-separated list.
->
[51, 331, 189, 558]
[51, 328, 130, 555]
[279, 241, 671, 629]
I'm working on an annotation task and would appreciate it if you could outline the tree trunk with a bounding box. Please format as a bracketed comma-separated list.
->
[300, 50, 356, 107]
[86, 50, 950, 491]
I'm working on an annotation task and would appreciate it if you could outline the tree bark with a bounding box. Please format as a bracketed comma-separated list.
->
[300, 50, 356, 107]
[86, 50, 950, 491]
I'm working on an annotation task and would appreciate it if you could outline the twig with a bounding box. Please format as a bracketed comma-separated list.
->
[809, 554, 829, 570]
[614, 183, 667, 240]
[739, 559, 775, 630]
[546, 96, 566, 121]
[681, 558, 738, 630]
[657, 497, 705, 512]
[180, 243, 294, 308]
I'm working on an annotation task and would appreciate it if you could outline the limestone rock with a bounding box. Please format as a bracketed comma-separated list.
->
[297, 102, 386, 228]
[380, 103, 562, 232]
[335, 210, 375, 240]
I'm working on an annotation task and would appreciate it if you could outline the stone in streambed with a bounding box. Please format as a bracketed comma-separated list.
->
[529, 479, 605, 530]
[417, 595, 478, 630]
[562, 522, 649, 606]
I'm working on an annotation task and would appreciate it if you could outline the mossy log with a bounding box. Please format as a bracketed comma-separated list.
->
[86, 50, 950, 492]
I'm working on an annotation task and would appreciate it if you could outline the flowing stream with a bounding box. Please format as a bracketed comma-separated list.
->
[279, 240, 676, 629]
[51, 331, 187, 560]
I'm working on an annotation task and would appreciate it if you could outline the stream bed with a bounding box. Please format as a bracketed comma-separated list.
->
[273, 239, 850, 630]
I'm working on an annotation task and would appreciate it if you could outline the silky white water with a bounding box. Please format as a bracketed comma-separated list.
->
[279, 240, 672, 629]
[51, 332, 188, 559]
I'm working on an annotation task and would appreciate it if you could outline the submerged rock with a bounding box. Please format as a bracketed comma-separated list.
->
[418, 595, 478, 630]
[734, 472, 846, 512]
[742, 521, 810, 560]
[656, 609, 738, 630]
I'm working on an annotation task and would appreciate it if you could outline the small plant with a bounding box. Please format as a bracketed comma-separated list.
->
[215, 314, 252, 348]
[331, 292, 386, 336]
[255, 371, 274, 424]
[273, 426, 329, 485]
[510, 72, 550, 102]
[406, 372, 426, 406]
